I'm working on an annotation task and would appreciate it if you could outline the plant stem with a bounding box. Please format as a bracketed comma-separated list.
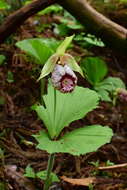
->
[40, 78, 46, 105]
[43, 153, 55, 190]
[54, 88, 56, 121]
[43, 85, 56, 190]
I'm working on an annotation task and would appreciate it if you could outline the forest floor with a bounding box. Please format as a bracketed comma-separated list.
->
[1, 12, 127, 190]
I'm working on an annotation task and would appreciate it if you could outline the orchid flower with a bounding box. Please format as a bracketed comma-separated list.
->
[38, 35, 84, 93]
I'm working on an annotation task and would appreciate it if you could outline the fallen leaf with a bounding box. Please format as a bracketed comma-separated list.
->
[61, 176, 96, 186]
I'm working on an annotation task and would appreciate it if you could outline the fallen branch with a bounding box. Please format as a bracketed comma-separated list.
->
[0, 0, 55, 43]
[58, 0, 127, 53]
[0, 0, 127, 53]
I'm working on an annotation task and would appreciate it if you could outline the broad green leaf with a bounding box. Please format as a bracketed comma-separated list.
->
[56, 35, 74, 55]
[34, 125, 113, 155]
[36, 38, 60, 51]
[81, 57, 108, 85]
[38, 54, 59, 80]
[24, 165, 35, 178]
[33, 83, 99, 138]
[16, 38, 59, 65]
[36, 170, 59, 182]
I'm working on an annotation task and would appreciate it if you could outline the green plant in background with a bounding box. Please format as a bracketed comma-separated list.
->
[0, 55, 6, 66]
[106, 160, 115, 166]
[0, 182, 6, 190]
[89, 183, 94, 190]
[38, 5, 83, 37]
[19, 36, 113, 190]
[38, 4, 63, 16]
[74, 32, 105, 48]
[24, 165, 59, 183]
[53, 10, 83, 36]
[6, 71, 14, 83]
[0, 148, 4, 165]
[0, 0, 10, 24]
[6, 0, 23, 10]
[0, 0, 10, 10]
[89, 160, 100, 167]
[0, 96, 5, 105]
[81, 56, 126, 103]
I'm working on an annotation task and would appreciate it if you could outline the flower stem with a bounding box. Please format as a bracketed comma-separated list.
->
[40, 78, 46, 105]
[54, 88, 57, 121]
[43, 153, 55, 190]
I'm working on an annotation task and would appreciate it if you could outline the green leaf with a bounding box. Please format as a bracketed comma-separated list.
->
[74, 33, 104, 48]
[16, 38, 59, 65]
[56, 35, 74, 55]
[0, 148, 4, 158]
[84, 34, 105, 47]
[0, 96, 5, 105]
[0, 182, 6, 190]
[53, 23, 70, 36]
[0, 0, 10, 9]
[33, 83, 99, 138]
[24, 165, 35, 178]
[94, 77, 125, 102]
[61, 10, 83, 30]
[38, 4, 63, 15]
[36, 170, 59, 182]
[0, 55, 6, 65]
[36, 38, 60, 52]
[106, 160, 115, 166]
[6, 71, 14, 83]
[24, 166, 59, 183]
[81, 57, 108, 85]
[38, 54, 59, 80]
[97, 89, 112, 102]
[34, 125, 113, 155]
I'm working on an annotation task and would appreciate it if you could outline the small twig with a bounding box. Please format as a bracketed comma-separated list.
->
[98, 163, 127, 170]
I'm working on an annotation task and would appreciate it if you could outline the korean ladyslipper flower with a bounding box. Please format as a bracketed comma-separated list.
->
[38, 35, 84, 93]
[51, 64, 77, 93]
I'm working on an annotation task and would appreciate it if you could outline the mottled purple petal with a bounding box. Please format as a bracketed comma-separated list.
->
[51, 64, 77, 93]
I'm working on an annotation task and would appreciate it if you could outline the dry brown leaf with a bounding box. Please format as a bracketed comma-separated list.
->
[61, 176, 96, 186]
